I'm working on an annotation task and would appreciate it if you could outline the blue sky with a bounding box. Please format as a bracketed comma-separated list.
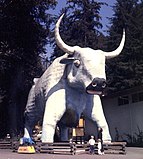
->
[53, 0, 117, 34]
[98, 0, 116, 32]
[46, 0, 117, 57]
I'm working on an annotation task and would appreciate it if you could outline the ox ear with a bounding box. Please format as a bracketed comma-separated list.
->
[60, 58, 74, 64]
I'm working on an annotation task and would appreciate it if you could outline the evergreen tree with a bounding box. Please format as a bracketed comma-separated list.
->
[0, 0, 57, 138]
[106, 0, 143, 92]
[50, 0, 106, 60]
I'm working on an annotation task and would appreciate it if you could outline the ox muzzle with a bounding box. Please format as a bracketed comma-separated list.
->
[86, 78, 106, 95]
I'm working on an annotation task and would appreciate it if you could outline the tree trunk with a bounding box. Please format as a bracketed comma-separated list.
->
[7, 67, 29, 138]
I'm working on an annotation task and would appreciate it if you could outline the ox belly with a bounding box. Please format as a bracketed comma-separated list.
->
[59, 108, 79, 127]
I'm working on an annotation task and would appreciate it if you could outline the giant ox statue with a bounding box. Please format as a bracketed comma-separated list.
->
[24, 14, 125, 143]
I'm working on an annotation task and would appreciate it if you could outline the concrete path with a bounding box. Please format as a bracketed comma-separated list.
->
[0, 147, 143, 159]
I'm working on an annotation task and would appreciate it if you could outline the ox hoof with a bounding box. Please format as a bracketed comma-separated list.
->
[103, 140, 111, 144]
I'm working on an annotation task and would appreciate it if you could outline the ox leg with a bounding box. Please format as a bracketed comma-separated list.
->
[41, 89, 66, 143]
[59, 124, 69, 141]
[89, 95, 111, 142]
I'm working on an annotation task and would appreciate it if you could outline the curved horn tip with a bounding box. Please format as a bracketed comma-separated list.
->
[55, 13, 74, 54]
[59, 13, 65, 20]
[60, 13, 65, 18]
[123, 28, 125, 35]
[105, 28, 125, 59]
[56, 14, 65, 25]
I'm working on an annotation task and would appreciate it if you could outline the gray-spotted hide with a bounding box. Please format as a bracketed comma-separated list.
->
[24, 53, 111, 143]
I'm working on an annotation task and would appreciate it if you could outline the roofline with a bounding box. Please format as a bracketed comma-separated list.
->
[103, 85, 143, 99]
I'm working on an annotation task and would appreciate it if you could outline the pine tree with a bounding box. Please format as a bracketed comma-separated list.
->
[106, 0, 143, 93]
[0, 0, 57, 138]
[50, 0, 106, 60]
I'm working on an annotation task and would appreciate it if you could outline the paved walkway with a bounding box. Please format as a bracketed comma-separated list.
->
[0, 147, 143, 159]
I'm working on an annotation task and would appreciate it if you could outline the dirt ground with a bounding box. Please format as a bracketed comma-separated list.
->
[0, 147, 143, 159]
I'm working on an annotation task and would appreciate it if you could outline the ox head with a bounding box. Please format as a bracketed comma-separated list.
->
[55, 14, 125, 95]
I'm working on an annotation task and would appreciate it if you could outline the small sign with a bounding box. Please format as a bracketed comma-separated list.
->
[72, 128, 84, 136]
[18, 146, 35, 154]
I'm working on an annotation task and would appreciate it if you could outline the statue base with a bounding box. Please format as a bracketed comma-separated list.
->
[18, 145, 35, 154]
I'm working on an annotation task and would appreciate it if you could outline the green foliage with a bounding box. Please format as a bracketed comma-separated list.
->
[0, 0, 57, 138]
[0, 0, 57, 88]
[50, 0, 106, 60]
[106, 0, 143, 93]
[125, 127, 143, 147]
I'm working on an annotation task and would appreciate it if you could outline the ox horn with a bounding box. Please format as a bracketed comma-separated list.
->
[104, 29, 125, 59]
[55, 14, 75, 55]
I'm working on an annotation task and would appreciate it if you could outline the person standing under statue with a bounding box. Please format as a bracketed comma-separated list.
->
[97, 139, 102, 155]
[97, 127, 104, 155]
[88, 135, 95, 155]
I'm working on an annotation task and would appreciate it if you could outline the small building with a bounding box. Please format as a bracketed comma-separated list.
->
[84, 86, 143, 142]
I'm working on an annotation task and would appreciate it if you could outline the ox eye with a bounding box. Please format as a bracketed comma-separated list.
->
[73, 59, 80, 67]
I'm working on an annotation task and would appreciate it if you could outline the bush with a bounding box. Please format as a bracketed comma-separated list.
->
[125, 127, 143, 147]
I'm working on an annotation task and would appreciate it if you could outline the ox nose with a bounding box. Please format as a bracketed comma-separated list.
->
[91, 78, 106, 88]
[86, 78, 106, 95]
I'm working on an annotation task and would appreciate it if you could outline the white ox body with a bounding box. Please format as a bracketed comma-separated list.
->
[24, 14, 125, 143]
